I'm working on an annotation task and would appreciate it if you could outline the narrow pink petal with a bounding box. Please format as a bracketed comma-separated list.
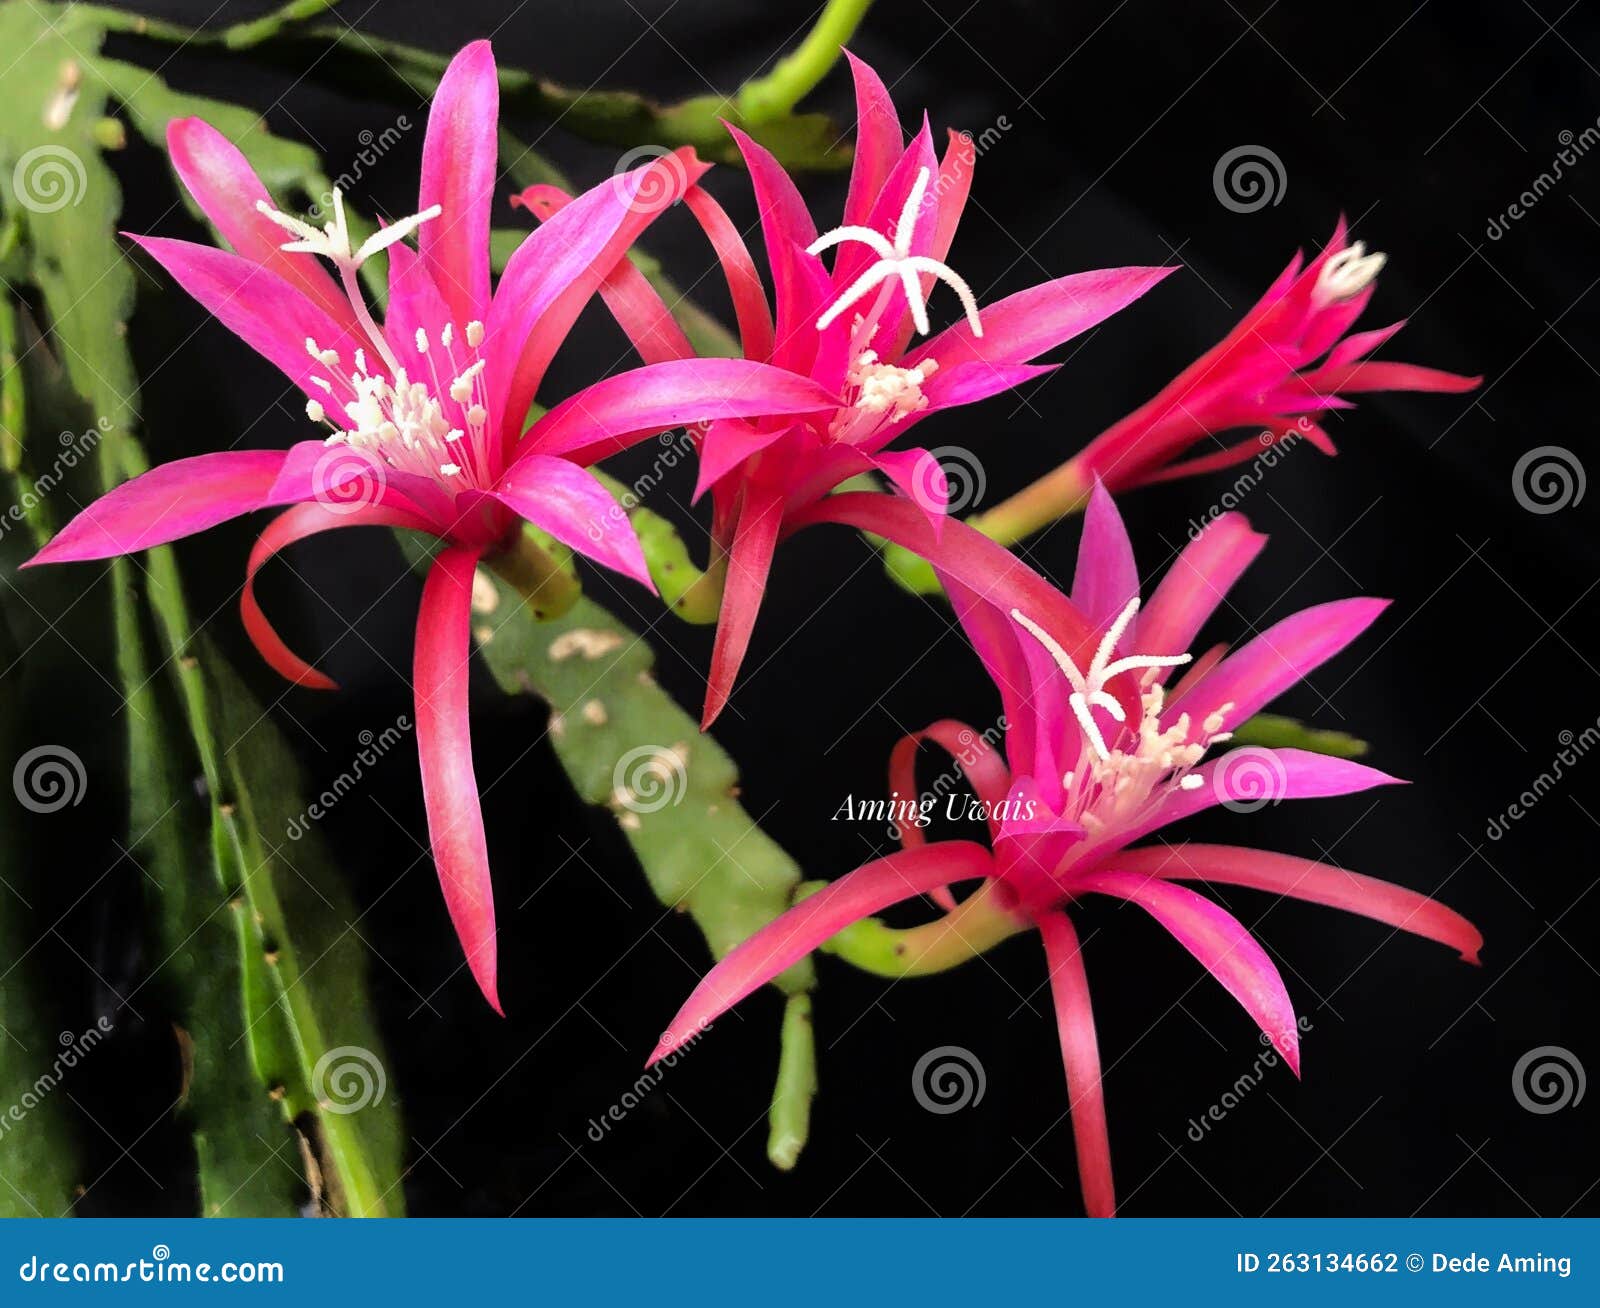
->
[1324, 320, 1406, 369]
[918, 361, 1055, 414]
[1313, 360, 1483, 395]
[1137, 513, 1268, 661]
[693, 419, 791, 501]
[418, 40, 498, 326]
[242, 501, 433, 689]
[1166, 597, 1390, 733]
[872, 447, 947, 532]
[942, 572, 1037, 782]
[1071, 482, 1139, 631]
[266, 438, 457, 528]
[511, 185, 692, 364]
[126, 235, 360, 406]
[702, 480, 784, 729]
[649, 841, 995, 1064]
[24, 450, 287, 566]
[841, 51, 903, 226]
[165, 117, 356, 330]
[1079, 870, 1301, 1073]
[683, 184, 775, 362]
[888, 719, 1015, 849]
[487, 456, 651, 591]
[911, 266, 1175, 371]
[1037, 911, 1115, 1216]
[1112, 843, 1483, 964]
[415, 544, 501, 1012]
[842, 122, 939, 346]
[519, 358, 834, 458]
[725, 125, 819, 374]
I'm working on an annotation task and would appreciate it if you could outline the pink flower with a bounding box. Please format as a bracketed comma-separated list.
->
[24, 42, 832, 1011]
[979, 224, 1482, 541]
[552, 53, 1172, 727]
[649, 485, 1481, 1215]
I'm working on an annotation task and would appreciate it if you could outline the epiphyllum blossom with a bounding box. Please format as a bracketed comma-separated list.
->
[549, 53, 1171, 727]
[651, 487, 1481, 1216]
[23, 42, 832, 1011]
[977, 224, 1482, 541]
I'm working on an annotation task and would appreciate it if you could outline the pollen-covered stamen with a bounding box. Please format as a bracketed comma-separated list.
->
[828, 349, 941, 443]
[1315, 240, 1386, 304]
[807, 167, 984, 339]
[1059, 686, 1236, 834]
[1010, 598, 1192, 762]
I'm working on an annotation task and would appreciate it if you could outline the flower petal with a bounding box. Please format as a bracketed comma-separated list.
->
[486, 456, 651, 590]
[701, 480, 783, 729]
[1165, 597, 1390, 734]
[648, 841, 994, 1064]
[418, 40, 498, 326]
[1137, 512, 1268, 662]
[682, 184, 775, 362]
[841, 52, 904, 226]
[693, 419, 791, 502]
[242, 501, 433, 689]
[1072, 482, 1139, 631]
[1112, 843, 1482, 964]
[165, 117, 356, 331]
[725, 125, 819, 375]
[888, 719, 1014, 849]
[25, 450, 289, 566]
[415, 544, 501, 1012]
[1037, 910, 1115, 1217]
[1079, 870, 1301, 1073]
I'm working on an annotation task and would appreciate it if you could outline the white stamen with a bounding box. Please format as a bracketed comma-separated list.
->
[1009, 598, 1192, 761]
[1316, 240, 1386, 303]
[415, 328, 429, 354]
[305, 399, 325, 424]
[806, 167, 984, 338]
[465, 320, 484, 348]
[439, 462, 463, 477]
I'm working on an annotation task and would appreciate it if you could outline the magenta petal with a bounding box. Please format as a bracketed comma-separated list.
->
[415, 544, 501, 1012]
[520, 359, 834, 458]
[918, 361, 1055, 415]
[488, 456, 652, 591]
[25, 450, 287, 566]
[1137, 513, 1268, 661]
[166, 118, 356, 331]
[1166, 597, 1390, 733]
[912, 266, 1175, 370]
[648, 842, 995, 1064]
[702, 481, 783, 729]
[1080, 870, 1302, 1073]
[1072, 482, 1139, 631]
[418, 40, 498, 326]
[1112, 843, 1483, 965]
[888, 719, 1015, 849]
[841, 52, 904, 226]
[127, 235, 360, 406]
[1038, 911, 1115, 1217]
[693, 419, 791, 501]
[872, 447, 947, 533]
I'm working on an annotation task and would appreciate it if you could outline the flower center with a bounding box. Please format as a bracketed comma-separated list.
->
[827, 348, 940, 443]
[1314, 240, 1386, 304]
[806, 167, 985, 339]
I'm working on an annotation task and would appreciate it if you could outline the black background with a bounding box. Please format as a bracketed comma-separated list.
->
[49, 0, 1600, 1215]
